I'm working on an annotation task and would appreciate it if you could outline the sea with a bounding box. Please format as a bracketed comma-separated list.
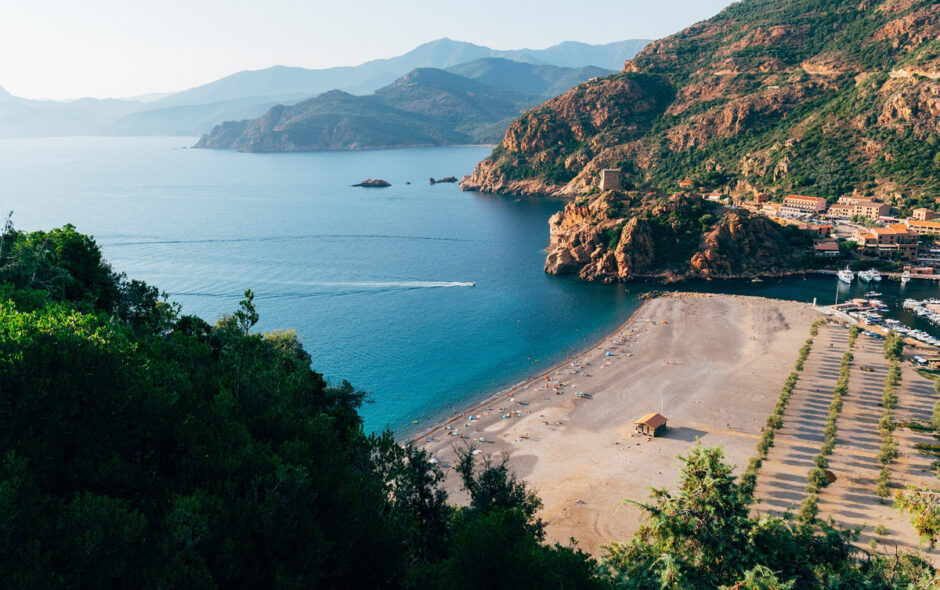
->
[4, 136, 940, 435]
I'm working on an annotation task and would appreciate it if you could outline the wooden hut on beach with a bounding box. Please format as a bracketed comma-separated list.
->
[634, 413, 668, 437]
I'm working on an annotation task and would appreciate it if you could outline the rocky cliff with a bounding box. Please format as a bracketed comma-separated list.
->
[462, 0, 940, 282]
[545, 191, 811, 281]
[462, 0, 940, 200]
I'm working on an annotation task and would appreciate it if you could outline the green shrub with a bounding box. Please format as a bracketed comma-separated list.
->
[877, 437, 898, 465]
[848, 325, 860, 347]
[799, 493, 819, 524]
[814, 454, 828, 470]
[875, 466, 891, 498]
[808, 466, 828, 490]
[878, 413, 894, 433]
[766, 413, 783, 430]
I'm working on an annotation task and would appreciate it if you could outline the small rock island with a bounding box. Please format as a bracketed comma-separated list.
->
[352, 179, 391, 187]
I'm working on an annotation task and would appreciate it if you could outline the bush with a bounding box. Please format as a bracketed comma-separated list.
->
[808, 466, 829, 490]
[884, 330, 903, 361]
[766, 413, 783, 430]
[877, 437, 898, 465]
[798, 493, 819, 524]
[875, 466, 891, 499]
[813, 454, 828, 470]
[848, 325, 860, 347]
[878, 413, 895, 433]
[883, 384, 898, 410]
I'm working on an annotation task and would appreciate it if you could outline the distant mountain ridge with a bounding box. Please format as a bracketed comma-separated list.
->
[0, 38, 649, 138]
[195, 61, 614, 151]
[155, 38, 648, 108]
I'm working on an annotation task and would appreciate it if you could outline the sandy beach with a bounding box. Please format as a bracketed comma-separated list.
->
[417, 293, 822, 555]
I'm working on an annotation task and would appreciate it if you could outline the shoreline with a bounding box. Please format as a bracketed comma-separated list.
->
[408, 296, 657, 444]
[415, 293, 823, 554]
[410, 291, 816, 447]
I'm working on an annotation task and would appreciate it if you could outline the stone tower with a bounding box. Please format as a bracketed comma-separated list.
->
[599, 169, 621, 191]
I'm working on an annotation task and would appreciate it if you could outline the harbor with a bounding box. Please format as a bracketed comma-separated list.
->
[829, 268, 940, 357]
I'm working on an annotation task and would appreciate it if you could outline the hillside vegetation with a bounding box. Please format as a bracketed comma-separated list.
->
[3, 222, 937, 587]
[462, 0, 940, 201]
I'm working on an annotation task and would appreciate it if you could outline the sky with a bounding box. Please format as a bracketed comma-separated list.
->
[0, 0, 733, 100]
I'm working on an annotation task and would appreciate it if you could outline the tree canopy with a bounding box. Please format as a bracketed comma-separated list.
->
[0, 222, 935, 588]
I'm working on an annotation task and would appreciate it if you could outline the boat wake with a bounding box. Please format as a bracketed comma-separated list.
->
[168, 280, 475, 300]
[270, 280, 475, 289]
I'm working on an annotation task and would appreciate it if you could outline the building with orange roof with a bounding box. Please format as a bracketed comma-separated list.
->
[853, 224, 919, 260]
[780, 195, 827, 217]
[906, 218, 940, 236]
[829, 197, 890, 220]
[814, 240, 840, 257]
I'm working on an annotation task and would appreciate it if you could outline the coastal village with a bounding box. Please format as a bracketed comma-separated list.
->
[416, 173, 940, 564]
[683, 179, 940, 274]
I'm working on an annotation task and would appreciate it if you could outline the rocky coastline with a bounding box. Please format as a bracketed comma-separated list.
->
[542, 190, 812, 283]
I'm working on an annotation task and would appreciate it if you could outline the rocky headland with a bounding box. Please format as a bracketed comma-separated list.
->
[544, 190, 811, 282]
[460, 0, 940, 282]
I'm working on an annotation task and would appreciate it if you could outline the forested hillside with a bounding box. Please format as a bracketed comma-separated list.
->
[462, 0, 940, 201]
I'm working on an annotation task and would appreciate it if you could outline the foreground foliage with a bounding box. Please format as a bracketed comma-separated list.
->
[606, 445, 937, 589]
[0, 223, 598, 589]
[0, 223, 935, 588]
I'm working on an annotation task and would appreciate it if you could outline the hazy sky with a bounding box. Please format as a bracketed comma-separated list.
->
[0, 0, 733, 100]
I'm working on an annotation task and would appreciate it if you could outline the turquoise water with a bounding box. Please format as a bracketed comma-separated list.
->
[0, 137, 640, 435]
[5, 137, 940, 435]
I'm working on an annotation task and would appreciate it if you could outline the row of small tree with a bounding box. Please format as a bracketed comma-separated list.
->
[800, 328, 857, 524]
[739, 319, 826, 501]
[875, 360, 901, 498]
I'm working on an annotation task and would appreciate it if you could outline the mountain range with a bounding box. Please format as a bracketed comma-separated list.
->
[464, 0, 940, 201]
[0, 38, 648, 139]
[195, 60, 613, 151]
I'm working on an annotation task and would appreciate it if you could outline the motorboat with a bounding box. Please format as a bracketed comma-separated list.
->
[901, 270, 911, 284]
[858, 269, 876, 282]
[837, 269, 854, 284]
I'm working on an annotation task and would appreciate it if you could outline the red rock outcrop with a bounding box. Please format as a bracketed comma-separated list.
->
[544, 191, 811, 282]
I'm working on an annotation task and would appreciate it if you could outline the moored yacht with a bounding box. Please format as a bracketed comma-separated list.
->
[858, 269, 883, 282]
[838, 269, 854, 284]
[901, 270, 911, 284]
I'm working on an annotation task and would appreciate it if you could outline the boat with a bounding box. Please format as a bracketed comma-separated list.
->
[901, 270, 911, 284]
[865, 291, 882, 297]
[751, 277, 763, 283]
[838, 269, 854, 284]
[870, 269, 882, 281]
[858, 269, 876, 282]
